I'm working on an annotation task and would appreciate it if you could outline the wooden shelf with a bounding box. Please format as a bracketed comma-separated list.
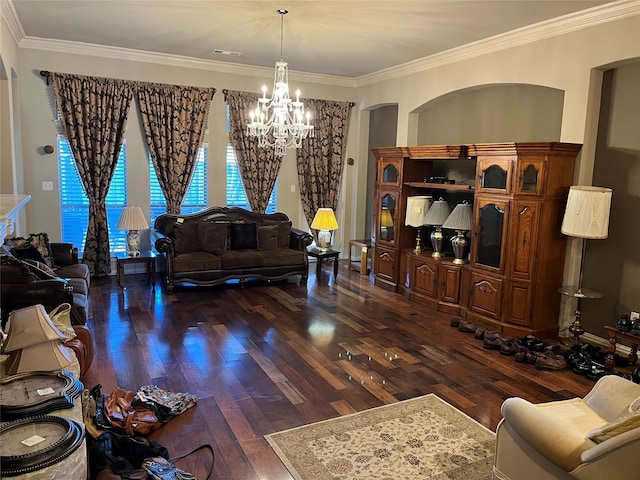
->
[404, 182, 475, 191]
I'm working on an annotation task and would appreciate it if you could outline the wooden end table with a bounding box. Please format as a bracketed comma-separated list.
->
[604, 325, 639, 370]
[348, 239, 371, 275]
[115, 250, 156, 290]
[307, 247, 340, 280]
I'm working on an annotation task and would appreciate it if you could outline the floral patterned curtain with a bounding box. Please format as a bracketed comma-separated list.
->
[296, 99, 352, 227]
[224, 90, 281, 214]
[51, 73, 133, 277]
[136, 83, 215, 215]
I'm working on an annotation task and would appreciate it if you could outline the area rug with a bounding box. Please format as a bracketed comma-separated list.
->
[265, 394, 495, 480]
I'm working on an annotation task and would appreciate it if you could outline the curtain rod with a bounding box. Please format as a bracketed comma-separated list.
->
[222, 89, 355, 107]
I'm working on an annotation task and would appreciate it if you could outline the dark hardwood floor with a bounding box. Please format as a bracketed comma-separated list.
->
[84, 261, 594, 479]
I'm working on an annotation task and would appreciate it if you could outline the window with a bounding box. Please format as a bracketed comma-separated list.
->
[226, 107, 277, 212]
[149, 145, 208, 226]
[58, 136, 128, 252]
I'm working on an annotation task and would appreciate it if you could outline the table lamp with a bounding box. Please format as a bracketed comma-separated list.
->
[405, 196, 432, 253]
[442, 200, 473, 264]
[117, 206, 149, 256]
[379, 207, 395, 242]
[560, 185, 612, 341]
[311, 208, 339, 251]
[423, 197, 451, 259]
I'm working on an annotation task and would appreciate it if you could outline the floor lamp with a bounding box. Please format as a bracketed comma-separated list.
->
[559, 186, 612, 341]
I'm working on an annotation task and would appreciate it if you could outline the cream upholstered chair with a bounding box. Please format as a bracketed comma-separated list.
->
[494, 375, 640, 480]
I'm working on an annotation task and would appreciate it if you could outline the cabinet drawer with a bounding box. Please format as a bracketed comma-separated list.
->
[469, 271, 503, 319]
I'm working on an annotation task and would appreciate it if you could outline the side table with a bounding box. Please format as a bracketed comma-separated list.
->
[604, 326, 639, 370]
[307, 247, 340, 280]
[348, 239, 371, 275]
[115, 250, 156, 290]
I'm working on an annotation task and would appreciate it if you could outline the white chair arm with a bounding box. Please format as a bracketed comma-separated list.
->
[581, 427, 640, 464]
[501, 397, 596, 472]
[584, 376, 640, 420]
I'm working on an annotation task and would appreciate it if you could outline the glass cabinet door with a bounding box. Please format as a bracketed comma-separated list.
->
[476, 158, 512, 194]
[473, 198, 509, 272]
[515, 159, 544, 196]
[377, 160, 401, 187]
[379, 193, 397, 243]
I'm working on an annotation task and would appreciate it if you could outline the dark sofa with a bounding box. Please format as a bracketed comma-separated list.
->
[154, 207, 313, 292]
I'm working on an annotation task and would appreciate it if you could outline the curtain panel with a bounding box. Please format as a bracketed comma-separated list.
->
[51, 72, 133, 277]
[224, 90, 281, 214]
[296, 99, 353, 229]
[136, 83, 215, 215]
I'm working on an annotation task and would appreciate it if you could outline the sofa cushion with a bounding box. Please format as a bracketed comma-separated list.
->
[222, 250, 264, 269]
[264, 220, 292, 249]
[262, 248, 305, 267]
[10, 245, 48, 264]
[21, 259, 58, 280]
[5, 232, 55, 268]
[173, 222, 199, 254]
[257, 225, 279, 251]
[0, 248, 39, 283]
[198, 222, 228, 255]
[173, 252, 222, 273]
[55, 263, 91, 287]
[67, 277, 88, 296]
[229, 223, 257, 250]
[586, 412, 640, 443]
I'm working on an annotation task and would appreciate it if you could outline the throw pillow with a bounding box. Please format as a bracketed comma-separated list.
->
[21, 258, 59, 280]
[257, 225, 279, 251]
[630, 396, 640, 414]
[198, 222, 228, 255]
[5, 233, 55, 268]
[264, 220, 292, 249]
[172, 222, 199, 254]
[229, 223, 257, 250]
[586, 412, 640, 443]
[11, 245, 48, 264]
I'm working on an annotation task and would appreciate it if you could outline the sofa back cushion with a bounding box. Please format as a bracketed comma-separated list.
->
[264, 220, 292, 249]
[229, 223, 257, 250]
[0, 247, 40, 283]
[198, 222, 228, 255]
[173, 222, 199, 254]
[257, 225, 279, 251]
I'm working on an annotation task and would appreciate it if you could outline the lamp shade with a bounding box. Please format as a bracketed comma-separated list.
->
[423, 198, 451, 226]
[561, 186, 612, 239]
[117, 206, 149, 231]
[405, 196, 432, 227]
[443, 201, 473, 231]
[311, 208, 339, 231]
[1, 304, 66, 353]
[380, 208, 394, 228]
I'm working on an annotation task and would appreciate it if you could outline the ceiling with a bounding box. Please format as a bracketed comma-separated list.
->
[7, 0, 617, 78]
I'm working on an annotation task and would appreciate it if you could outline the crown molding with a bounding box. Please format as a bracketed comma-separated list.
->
[1, 0, 25, 45]
[17, 37, 356, 88]
[4, 0, 637, 89]
[355, 0, 640, 87]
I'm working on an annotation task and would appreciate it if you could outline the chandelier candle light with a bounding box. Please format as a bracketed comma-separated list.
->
[117, 206, 149, 257]
[423, 197, 451, 259]
[442, 201, 473, 264]
[405, 196, 432, 253]
[311, 208, 339, 251]
[247, 9, 314, 157]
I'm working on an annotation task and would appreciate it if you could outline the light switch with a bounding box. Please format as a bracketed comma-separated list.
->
[42, 181, 54, 191]
[290, 184, 296, 192]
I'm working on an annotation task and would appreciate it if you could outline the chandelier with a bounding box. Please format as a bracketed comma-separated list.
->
[247, 9, 314, 157]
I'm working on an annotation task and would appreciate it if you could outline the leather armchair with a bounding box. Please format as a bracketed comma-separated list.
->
[494, 375, 640, 480]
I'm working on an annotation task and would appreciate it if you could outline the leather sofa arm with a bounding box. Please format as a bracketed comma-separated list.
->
[51, 242, 79, 266]
[290, 228, 313, 251]
[154, 232, 175, 257]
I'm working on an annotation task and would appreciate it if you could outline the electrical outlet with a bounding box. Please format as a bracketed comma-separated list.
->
[631, 311, 640, 322]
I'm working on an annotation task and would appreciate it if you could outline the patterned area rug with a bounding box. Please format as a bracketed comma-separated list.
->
[265, 394, 495, 480]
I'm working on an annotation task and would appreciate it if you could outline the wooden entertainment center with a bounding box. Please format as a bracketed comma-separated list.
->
[372, 142, 582, 338]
